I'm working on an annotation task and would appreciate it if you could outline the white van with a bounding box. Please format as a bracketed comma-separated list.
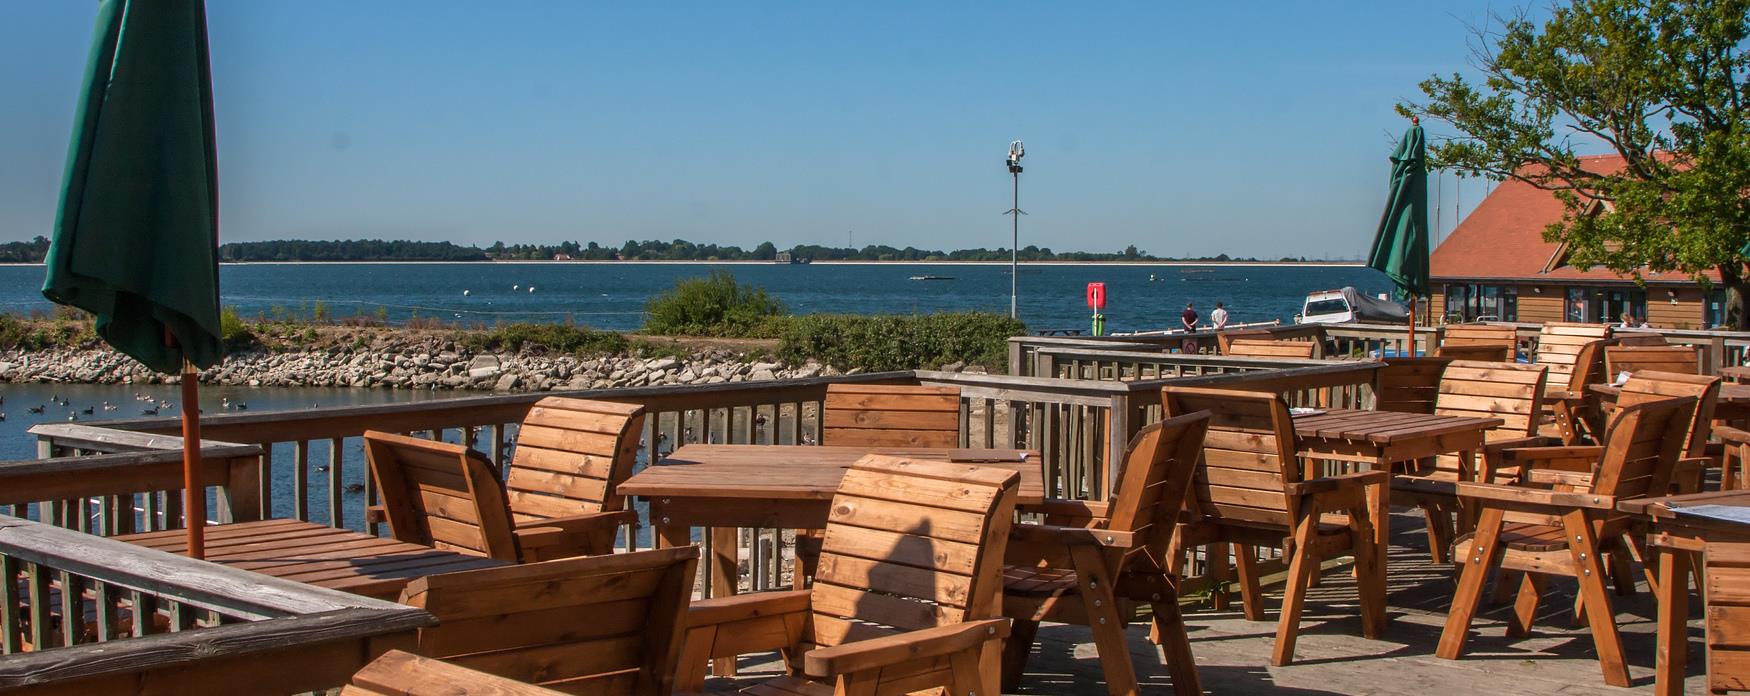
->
[1295, 287, 1409, 325]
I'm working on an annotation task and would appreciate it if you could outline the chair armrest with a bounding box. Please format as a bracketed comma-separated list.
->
[803, 619, 1010, 678]
[512, 510, 638, 550]
[1017, 498, 1110, 520]
[1482, 435, 1559, 452]
[1452, 481, 1616, 511]
[1284, 470, 1389, 497]
[686, 589, 812, 629]
[364, 504, 386, 525]
[1522, 469, 1595, 488]
[1717, 425, 1750, 445]
[1501, 446, 1604, 464]
[1008, 523, 1134, 548]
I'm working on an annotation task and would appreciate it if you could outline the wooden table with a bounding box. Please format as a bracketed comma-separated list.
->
[1593, 381, 1750, 422]
[116, 518, 504, 600]
[1292, 409, 1504, 549]
[1620, 491, 1750, 695]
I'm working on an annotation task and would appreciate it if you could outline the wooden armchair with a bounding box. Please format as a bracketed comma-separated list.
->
[1215, 328, 1273, 354]
[1613, 371, 1720, 494]
[1000, 411, 1210, 695]
[822, 383, 961, 447]
[1162, 386, 1389, 666]
[1394, 360, 1552, 563]
[677, 455, 1019, 695]
[364, 431, 627, 563]
[345, 650, 567, 696]
[1372, 356, 1451, 414]
[1436, 395, 1697, 687]
[1224, 338, 1317, 359]
[1605, 345, 1701, 377]
[1544, 337, 1614, 445]
[1438, 324, 1518, 362]
[397, 547, 699, 694]
[1532, 321, 1613, 384]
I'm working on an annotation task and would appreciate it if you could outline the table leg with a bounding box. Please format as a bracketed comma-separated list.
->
[711, 526, 740, 677]
[1655, 546, 1689, 696]
[1456, 449, 1479, 533]
[1371, 455, 1391, 556]
[656, 524, 690, 549]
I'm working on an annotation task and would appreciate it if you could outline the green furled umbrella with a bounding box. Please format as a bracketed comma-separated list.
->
[1366, 120, 1429, 353]
[44, 0, 222, 558]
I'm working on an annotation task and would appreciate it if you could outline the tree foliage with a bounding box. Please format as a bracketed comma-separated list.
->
[1399, 0, 1750, 326]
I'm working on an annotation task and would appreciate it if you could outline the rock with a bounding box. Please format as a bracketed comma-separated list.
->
[645, 358, 679, 372]
[749, 368, 777, 381]
[467, 354, 502, 379]
[940, 361, 965, 373]
[493, 373, 522, 391]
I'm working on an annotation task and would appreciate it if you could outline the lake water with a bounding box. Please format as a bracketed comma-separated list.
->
[0, 261, 1386, 334]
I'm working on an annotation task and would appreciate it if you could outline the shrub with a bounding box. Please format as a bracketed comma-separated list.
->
[219, 307, 257, 350]
[460, 322, 627, 355]
[643, 270, 787, 337]
[777, 312, 1024, 372]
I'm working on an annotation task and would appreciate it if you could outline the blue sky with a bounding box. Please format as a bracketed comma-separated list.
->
[1, 2, 1534, 258]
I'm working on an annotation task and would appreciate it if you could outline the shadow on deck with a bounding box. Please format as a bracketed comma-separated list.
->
[703, 510, 1703, 694]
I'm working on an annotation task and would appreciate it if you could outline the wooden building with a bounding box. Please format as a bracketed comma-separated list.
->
[1429, 154, 1725, 329]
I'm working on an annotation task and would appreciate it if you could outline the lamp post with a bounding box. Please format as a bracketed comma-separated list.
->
[1005, 140, 1026, 319]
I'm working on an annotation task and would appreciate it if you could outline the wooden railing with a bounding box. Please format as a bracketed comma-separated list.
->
[0, 515, 429, 695]
[24, 363, 1382, 598]
[18, 427, 262, 536]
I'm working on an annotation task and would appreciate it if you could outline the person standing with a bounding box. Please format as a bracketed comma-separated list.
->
[1211, 302, 1230, 330]
[1180, 302, 1199, 353]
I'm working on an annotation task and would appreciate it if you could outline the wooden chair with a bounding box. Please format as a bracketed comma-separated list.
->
[822, 384, 962, 447]
[396, 547, 699, 695]
[1544, 338, 1615, 445]
[504, 397, 646, 559]
[365, 431, 628, 563]
[1162, 386, 1389, 666]
[345, 650, 568, 696]
[1372, 356, 1451, 414]
[1224, 338, 1317, 359]
[1532, 322, 1613, 386]
[1613, 331, 1669, 346]
[677, 455, 1019, 695]
[1000, 411, 1210, 695]
[1437, 395, 1698, 687]
[1615, 371, 1721, 494]
[1216, 328, 1273, 354]
[1438, 324, 1519, 362]
[1605, 345, 1701, 378]
[1394, 360, 1552, 563]
[1705, 542, 1750, 693]
[1719, 425, 1750, 490]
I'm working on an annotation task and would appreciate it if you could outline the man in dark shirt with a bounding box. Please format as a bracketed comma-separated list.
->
[1181, 302, 1199, 353]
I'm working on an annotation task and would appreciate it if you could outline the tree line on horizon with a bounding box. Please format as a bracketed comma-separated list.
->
[0, 235, 1315, 264]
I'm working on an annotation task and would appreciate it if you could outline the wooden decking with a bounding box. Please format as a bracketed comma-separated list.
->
[702, 510, 1704, 694]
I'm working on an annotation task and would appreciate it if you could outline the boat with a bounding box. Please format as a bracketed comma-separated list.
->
[908, 275, 954, 281]
[1295, 287, 1408, 324]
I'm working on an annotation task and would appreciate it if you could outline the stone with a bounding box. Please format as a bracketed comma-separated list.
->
[493, 373, 522, 391]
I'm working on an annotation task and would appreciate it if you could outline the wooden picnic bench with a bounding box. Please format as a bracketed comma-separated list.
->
[1619, 490, 1750, 695]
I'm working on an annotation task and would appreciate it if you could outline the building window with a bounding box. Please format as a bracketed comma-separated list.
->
[1706, 288, 1729, 328]
[1444, 284, 1518, 322]
[1566, 288, 1589, 322]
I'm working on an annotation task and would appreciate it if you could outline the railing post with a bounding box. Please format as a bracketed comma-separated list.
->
[1008, 339, 1026, 377]
[224, 456, 262, 524]
[1104, 394, 1134, 500]
[1711, 336, 1728, 375]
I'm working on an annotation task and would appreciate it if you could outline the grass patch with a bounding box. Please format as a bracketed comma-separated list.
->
[777, 312, 1024, 372]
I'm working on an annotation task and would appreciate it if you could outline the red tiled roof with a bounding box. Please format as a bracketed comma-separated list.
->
[1429, 154, 1718, 284]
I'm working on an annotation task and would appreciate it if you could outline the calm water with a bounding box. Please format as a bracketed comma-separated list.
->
[0, 262, 1386, 334]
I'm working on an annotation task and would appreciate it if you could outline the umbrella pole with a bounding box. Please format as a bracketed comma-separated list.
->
[180, 360, 206, 560]
[1407, 294, 1418, 357]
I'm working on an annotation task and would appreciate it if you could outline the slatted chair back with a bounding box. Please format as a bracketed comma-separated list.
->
[807, 455, 1019, 652]
[1605, 345, 1700, 378]
[1615, 371, 1720, 458]
[1587, 396, 1697, 513]
[345, 650, 569, 696]
[822, 384, 962, 448]
[1434, 360, 1548, 439]
[1224, 338, 1317, 359]
[1216, 328, 1273, 354]
[399, 546, 700, 695]
[1533, 322, 1613, 384]
[1373, 356, 1451, 414]
[1103, 411, 1211, 552]
[365, 431, 519, 562]
[1161, 386, 1301, 528]
[1439, 324, 1518, 362]
[505, 397, 645, 524]
[1565, 338, 1614, 392]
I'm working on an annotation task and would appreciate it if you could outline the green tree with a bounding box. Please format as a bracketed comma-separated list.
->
[1399, 0, 1750, 327]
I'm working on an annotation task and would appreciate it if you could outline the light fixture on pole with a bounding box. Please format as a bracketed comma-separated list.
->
[1004, 140, 1026, 319]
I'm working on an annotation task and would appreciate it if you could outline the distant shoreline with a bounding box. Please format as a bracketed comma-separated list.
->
[1, 260, 1367, 268]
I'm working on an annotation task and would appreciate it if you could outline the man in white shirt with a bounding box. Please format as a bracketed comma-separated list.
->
[1211, 302, 1230, 330]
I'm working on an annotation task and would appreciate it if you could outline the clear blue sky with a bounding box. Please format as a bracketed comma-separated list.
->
[1, 2, 1528, 258]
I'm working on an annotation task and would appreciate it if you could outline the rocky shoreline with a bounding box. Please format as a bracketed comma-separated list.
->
[0, 342, 878, 391]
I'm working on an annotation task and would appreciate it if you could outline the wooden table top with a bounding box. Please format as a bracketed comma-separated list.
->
[1293, 409, 1503, 445]
[1618, 489, 1750, 523]
[1591, 381, 1750, 403]
[116, 518, 503, 599]
[621, 444, 1046, 504]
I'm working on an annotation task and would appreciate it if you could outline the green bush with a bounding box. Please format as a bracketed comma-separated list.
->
[459, 322, 627, 355]
[219, 307, 257, 350]
[777, 312, 1024, 372]
[0, 313, 97, 350]
[643, 270, 788, 337]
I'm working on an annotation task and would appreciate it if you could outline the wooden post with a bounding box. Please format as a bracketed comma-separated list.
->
[180, 361, 206, 560]
[1407, 294, 1418, 357]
